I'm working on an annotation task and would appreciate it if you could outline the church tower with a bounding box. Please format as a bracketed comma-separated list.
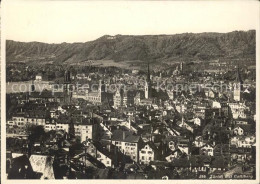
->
[98, 79, 106, 95]
[233, 66, 243, 102]
[145, 61, 151, 99]
[145, 81, 149, 99]
[64, 70, 72, 104]
[180, 62, 183, 73]
[98, 79, 106, 103]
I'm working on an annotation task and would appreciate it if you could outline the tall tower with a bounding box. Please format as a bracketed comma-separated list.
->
[145, 61, 151, 99]
[64, 70, 71, 83]
[180, 62, 183, 72]
[98, 79, 106, 95]
[145, 81, 149, 99]
[64, 70, 72, 104]
[233, 66, 243, 102]
[98, 79, 106, 104]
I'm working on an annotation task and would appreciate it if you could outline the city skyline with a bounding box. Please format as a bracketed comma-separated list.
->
[2, 0, 259, 182]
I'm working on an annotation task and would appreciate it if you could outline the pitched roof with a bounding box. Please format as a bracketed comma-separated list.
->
[29, 155, 55, 179]
[235, 66, 243, 83]
[111, 130, 141, 143]
[140, 141, 158, 151]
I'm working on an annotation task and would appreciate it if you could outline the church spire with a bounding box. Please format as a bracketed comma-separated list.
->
[147, 60, 150, 82]
[235, 65, 242, 83]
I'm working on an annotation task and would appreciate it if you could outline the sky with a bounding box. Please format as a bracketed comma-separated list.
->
[3, 1, 260, 43]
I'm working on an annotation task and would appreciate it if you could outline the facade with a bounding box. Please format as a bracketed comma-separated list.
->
[228, 102, 248, 119]
[111, 130, 142, 162]
[139, 143, 158, 165]
[200, 144, 214, 156]
[113, 89, 123, 108]
[87, 142, 113, 167]
[145, 81, 149, 99]
[76, 123, 98, 142]
[7, 115, 26, 128]
[86, 80, 106, 105]
[35, 73, 43, 81]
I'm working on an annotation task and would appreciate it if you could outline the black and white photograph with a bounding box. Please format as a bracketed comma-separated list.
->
[1, 1, 259, 182]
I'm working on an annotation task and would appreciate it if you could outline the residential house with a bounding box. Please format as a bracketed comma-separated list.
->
[86, 142, 113, 167]
[139, 142, 160, 165]
[200, 144, 214, 156]
[111, 130, 142, 162]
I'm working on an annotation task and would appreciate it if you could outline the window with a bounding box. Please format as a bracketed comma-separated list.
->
[107, 161, 110, 164]
[141, 151, 146, 154]
[149, 157, 152, 160]
[141, 156, 144, 160]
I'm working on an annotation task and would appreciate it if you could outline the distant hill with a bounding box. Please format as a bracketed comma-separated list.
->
[6, 30, 256, 64]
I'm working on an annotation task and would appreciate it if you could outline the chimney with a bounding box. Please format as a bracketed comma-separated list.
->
[123, 131, 125, 140]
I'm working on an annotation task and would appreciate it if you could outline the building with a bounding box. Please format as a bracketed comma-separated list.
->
[145, 81, 150, 99]
[24, 110, 49, 126]
[113, 89, 123, 108]
[28, 91, 64, 103]
[180, 62, 183, 73]
[111, 130, 142, 162]
[230, 136, 255, 148]
[55, 123, 69, 133]
[74, 119, 98, 142]
[228, 102, 248, 119]
[145, 61, 152, 99]
[139, 142, 159, 165]
[63, 70, 73, 104]
[233, 66, 243, 102]
[86, 142, 113, 167]
[7, 114, 26, 128]
[200, 144, 214, 156]
[35, 73, 43, 81]
[165, 149, 183, 162]
[86, 80, 106, 105]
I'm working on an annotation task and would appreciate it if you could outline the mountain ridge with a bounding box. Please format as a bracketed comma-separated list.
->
[6, 30, 256, 64]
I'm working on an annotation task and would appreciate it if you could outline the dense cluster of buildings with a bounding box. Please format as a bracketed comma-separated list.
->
[6, 61, 256, 179]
